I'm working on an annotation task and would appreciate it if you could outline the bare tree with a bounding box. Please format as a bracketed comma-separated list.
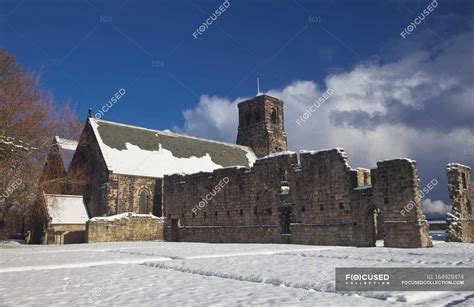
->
[0, 48, 83, 239]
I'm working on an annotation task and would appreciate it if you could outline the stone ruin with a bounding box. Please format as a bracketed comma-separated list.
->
[163, 149, 433, 248]
[446, 163, 473, 243]
[44, 94, 472, 247]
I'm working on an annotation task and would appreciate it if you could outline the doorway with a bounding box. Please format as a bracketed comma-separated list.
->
[279, 206, 293, 234]
[170, 219, 179, 241]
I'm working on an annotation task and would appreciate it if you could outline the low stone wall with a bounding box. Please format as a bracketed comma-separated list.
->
[86, 213, 164, 243]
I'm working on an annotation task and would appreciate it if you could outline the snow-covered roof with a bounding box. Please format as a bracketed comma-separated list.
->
[88, 118, 257, 178]
[44, 194, 89, 225]
[54, 137, 78, 171]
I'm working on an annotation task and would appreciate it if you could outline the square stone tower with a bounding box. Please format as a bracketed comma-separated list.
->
[236, 95, 287, 158]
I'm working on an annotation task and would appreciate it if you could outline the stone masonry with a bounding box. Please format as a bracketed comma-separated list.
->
[68, 122, 162, 218]
[446, 164, 473, 243]
[371, 159, 432, 248]
[45, 224, 86, 245]
[350, 168, 371, 188]
[86, 213, 164, 243]
[102, 173, 161, 216]
[236, 95, 287, 158]
[163, 150, 432, 248]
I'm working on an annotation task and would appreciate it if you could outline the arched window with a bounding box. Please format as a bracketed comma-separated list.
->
[139, 190, 149, 214]
[271, 108, 278, 124]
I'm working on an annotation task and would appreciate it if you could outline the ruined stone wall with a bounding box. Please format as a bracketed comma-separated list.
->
[350, 186, 378, 245]
[471, 180, 474, 214]
[446, 164, 473, 243]
[163, 150, 434, 248]
[350, 168, 371, 188]
[372, 159, 432, 248]
[86, 213, 164, 243]
[164, 149, 375, 247]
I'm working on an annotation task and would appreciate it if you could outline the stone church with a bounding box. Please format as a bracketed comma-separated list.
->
[67, 111, 257, 219]
[36, 94, 473, 247]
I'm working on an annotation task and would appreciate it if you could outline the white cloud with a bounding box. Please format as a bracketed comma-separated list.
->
[173, 95, 242, 144]
[173, 28, 474, 204]
[422, 198, 451, 218]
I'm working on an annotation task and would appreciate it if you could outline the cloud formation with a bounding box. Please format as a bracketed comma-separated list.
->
[422, 199, 451, 219]
[174, 95, 241, 143]
[174, 28, 474, 218]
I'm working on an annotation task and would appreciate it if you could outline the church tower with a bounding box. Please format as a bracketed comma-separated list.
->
[236, 94, 288, 158]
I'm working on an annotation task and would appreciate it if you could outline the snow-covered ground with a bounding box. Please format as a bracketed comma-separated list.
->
[0, 241, 473, 306]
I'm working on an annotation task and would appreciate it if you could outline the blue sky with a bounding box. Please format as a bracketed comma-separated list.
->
[1, 0, 469, 127]
[2, 0, 474, 216]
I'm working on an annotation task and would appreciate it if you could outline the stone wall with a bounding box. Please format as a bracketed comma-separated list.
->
[371, 159, 432, 248]
[164, 151, 433, 248]
[350, 168, 371, 188]
[103, 173, 161, 216]
[164, 149, 375, 247]
[86, 213, 164, 243]
[446, 164, 473, 243]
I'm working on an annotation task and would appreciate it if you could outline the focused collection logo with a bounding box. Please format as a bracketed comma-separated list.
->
[345, 273, 390, 285]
